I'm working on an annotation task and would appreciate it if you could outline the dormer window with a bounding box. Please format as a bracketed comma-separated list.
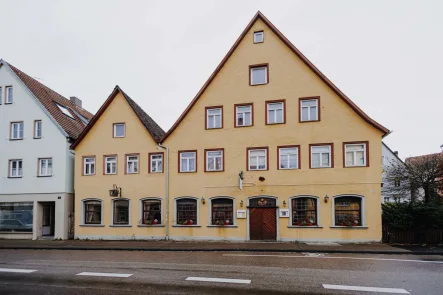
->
[253, 31, 264, 43]
[250, 65, 268, 85]
[56, 103, 74, 119]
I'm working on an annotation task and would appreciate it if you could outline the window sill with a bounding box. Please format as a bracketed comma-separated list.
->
[33, 137, 42, 139]
[37, 175, 53, 178]
[179, 171, 197, 173]
[7, 176, 22, 179]
[266, 122, 285, 125]
[103, 174, 117, 176]
[207, 225, 238, 228]
[234, 125, 253, 128]
[344, 165, 369, 168]
[83, 174, 96, 176]
[300, 120, 320, 123]
[80, 224, 105, 227]
[9, 138, 24, 141]
[172, 225, 201, 227]
[250, 83, 268, 86]
[204, 170, 225, 173]
[109, 225, 132, 227]
[125, 172, 139, 175]
[310, 167, 332, 169]
[330, 226, 368, 229]
[288, 225, 323, 228]
[278, 168, 300, 171]
[205, 127, 223, 130]
[149, 172, 164, 174]
[138, 224, 165, 227]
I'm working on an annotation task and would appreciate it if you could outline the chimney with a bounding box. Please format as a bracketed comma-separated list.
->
[70, 96, 82, 108]
[394, 151, 398, 156]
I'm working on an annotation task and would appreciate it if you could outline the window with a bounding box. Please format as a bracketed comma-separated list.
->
[250, 65, 268, 85]
[5, 86, 13, 104]
[235, 104, 253, 127]
[206, 107, 222, 129]
[34, 120, 42, 138]
[0, 87, 2, 104]
[83, 157, 95, 175]
[300, 98, 319, 122]
[141, 199, 162, 225]
[266, 101, 285, 124]
[113, 199, 129, 225]
[247, 147, 268, 171]
[149, 153, 163, 173]
[291, 197, 317, 226]
[104, 156, 117, 175]
[179, 151, 197, 173]
[8, 160, 23, 178]
[205, 149, 223, 172]
[279, 146, 299, 169]
[383, 197, 390, 203]
[0, 202, 33, 232]
[310, 144, 333, 168]
[211, 198, 234, 225]
[334, 196, 362, 226]
[56, 103, 74, 119]
[126, 154, 139, 174]
[344, 142, 368, 167]
[113, 123, 125, 138]
[176, 198, 197, 225]
[10, 122, 24, 140]
[253, 31, 264, 43]
[38, 158, 53, 177]
[84, 200, 102, 224]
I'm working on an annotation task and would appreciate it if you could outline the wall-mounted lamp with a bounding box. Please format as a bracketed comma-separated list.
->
[324, 194, 329, 203]
[283, 200, 287, 207]
[240, 200, 244, 207]
[201, 197, 206, 205]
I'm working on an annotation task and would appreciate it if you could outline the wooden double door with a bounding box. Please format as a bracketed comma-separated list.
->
[249, 207, 277, 241]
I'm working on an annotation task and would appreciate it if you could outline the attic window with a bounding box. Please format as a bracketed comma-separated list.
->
[254, 31, 264, 43]
[56, 104, 74, 119]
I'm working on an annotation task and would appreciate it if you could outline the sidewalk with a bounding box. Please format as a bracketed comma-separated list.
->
[1, 239, 442, 255]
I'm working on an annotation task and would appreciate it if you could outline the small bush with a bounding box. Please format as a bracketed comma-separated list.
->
[382, 201, 443, 230]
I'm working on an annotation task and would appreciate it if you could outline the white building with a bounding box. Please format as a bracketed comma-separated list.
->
[381, 142, 410, 203]
[0, 60, 93, 239]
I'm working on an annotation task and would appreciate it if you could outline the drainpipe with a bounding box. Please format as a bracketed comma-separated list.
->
[158, 143, 169, 240]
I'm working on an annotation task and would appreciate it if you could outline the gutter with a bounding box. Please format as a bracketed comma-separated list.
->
[158, 143, 169, 240]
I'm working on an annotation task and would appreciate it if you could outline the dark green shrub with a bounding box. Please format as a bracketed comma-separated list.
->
[382, 201, 443, 230]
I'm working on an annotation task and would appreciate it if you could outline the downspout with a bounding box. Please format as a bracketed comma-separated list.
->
[158, 143, 169, 240]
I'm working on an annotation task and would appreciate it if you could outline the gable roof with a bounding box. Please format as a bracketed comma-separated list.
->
[382, 142, 404, 164]
[161, 11, 389, 141]
[71, 86, 165, 149]
[1, 60, 93, 140]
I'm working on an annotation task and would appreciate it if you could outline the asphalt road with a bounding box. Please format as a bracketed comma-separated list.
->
[0, 249, 442, 294]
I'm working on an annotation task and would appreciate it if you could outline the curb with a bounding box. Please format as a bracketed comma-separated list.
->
[1, 246, 443, 255]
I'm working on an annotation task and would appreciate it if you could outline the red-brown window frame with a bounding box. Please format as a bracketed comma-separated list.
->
[103, 154, 118, 175]
[246, 146, 269, 171]
[343, 141, 370, 168]
[234, 103, 254, 128]
[205, 106, 223, 130]
[149, 152, 164, 173]
[277, 145, 301, 170]
[253, 30, 264, 44]
[178, 150, 198, 173]
[249, 64, 269, 86]
[265, 99, 286, 125]
[299, 96, 321, 123]
[125, 153, 140, 174]
[204, 148, 225, 172]
[309, 143, 334, 169]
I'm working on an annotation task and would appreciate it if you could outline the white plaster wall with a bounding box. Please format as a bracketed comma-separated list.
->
[381, 143, 410, 203]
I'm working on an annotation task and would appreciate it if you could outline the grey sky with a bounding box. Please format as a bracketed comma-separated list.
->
[1, 0, 442, 158]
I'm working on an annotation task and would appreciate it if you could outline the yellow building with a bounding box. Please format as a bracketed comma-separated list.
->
[72, 12, 389, 242]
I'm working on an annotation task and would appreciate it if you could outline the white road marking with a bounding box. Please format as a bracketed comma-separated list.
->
[0, 268, 37, 273]
[76, 272, 133, 278]
[223, 254, 443, 264]
[302, 252, 325, 257]
[322, 284, 410, 294]
[186, 276, 251, 284]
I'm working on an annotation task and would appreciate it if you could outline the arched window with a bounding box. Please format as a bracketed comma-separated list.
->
[113, 199, 129, 225]
[83, 199, 102, 225]
[334, 196, 362, 226]
[141, 199, 162, 225]
[211, 198, 234, 226]
[291, 197, 317, 226]
[176, 198, 197, 225]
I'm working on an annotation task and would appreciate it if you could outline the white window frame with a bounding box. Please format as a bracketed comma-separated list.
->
[38, 158, 53, 177]
[81, 198, 104, 226]
[248, 148, 268, 171]
[332, 195, 366, 227]
[83, 157, 96, 176]
[235, 104, 252, 127]
[344, 143, 367, 167]
[104, 156, 117, 175]
[9, 159, 23, 178]
[289, 196, 321, 227]
[5, 86, 13, 104]
[10, 122, 24, 140]
[250, 66, 268, 85]
[56, 103, 74, 118]
[206, 107, 222, 129]
[34, 120, 42, 138]
[205, 150, 223, 172]
[310, 145, 332, 168]
[179, 151, 197, 173]
[267, 101, 284, 124]
[253, 31, 264, 43]
[0, 86, 2, 104]
[300, 99, 319, 122]
[279, 147, 299, 170]
[150, 154, 163, 173]
[111, 198, 131, 226]
[208, 197, 236, 226]
[126, 154, 139, 174]
[113, 123, 126, 138]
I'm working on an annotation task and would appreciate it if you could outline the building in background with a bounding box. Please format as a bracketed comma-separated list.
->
[0, 60, 93, 240]
[381, 142, 410, 203]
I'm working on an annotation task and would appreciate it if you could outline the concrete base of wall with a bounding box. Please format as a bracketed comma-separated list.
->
[0, 233, 33, 240]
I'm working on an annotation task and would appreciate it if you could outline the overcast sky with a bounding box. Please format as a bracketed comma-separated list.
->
[1, 0, 442, 158]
